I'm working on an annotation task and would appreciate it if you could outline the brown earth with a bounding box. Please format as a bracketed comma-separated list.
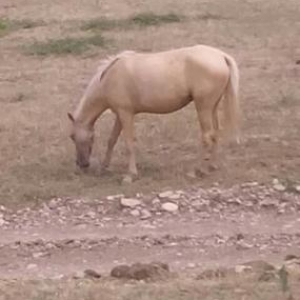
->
[0, 0, 300, 297]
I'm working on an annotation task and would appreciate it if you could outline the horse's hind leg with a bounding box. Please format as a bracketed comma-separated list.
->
[194, 99, 219, 174]
[117, 110, 138, 183]
[102, 115, 122, 170]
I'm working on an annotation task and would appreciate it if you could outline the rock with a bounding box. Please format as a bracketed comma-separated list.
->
[140, 209, 152, 220]
[120, 198, 141, 208]
[295, 185, 300, 193]
[107, 194, 124, 201]
[161, 202, 179, 212]
[130, 209, 140, 217]
[33, 252, 44, 259]
[235, 260, 275, 278]
[27, 263, 38, 270]
[0, 218, 5, 227]
[273, 184, 286, 192]
[285, 254, 300, 261]
[110, 262, 170, 280]
[152, 198, 161, 205]
[158, 191, 182, 200]
[235, 265, 252, 274]
[272, 179, 286, 191]
[84, 269, 102, 279]
[111, 265, 131, 278]
[129, 262, 170, 280]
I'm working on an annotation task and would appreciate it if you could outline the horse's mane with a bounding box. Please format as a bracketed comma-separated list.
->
[96, 50, 136, 82]
[74, 51, 136, 120]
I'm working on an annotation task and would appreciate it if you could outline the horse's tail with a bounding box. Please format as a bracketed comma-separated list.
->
[222, 53, 240, 143]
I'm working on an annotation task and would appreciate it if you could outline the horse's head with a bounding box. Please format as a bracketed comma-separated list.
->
[68, 113, 94, 169]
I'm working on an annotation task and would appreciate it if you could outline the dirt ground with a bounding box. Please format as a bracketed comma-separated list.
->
[0, 0, 300, 298]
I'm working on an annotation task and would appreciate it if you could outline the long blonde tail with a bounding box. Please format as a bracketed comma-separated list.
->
[223, 54, 240, 143]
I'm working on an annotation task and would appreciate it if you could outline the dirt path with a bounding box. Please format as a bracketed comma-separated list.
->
[1, 183, 299, 279]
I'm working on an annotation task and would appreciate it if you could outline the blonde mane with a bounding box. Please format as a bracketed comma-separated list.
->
[96, 50, 136, 82]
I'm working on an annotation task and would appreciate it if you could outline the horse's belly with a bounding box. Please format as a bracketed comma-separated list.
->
[137, 94, 191, 114]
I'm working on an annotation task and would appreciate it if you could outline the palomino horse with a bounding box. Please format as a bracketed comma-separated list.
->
[68, 45, 239, 182]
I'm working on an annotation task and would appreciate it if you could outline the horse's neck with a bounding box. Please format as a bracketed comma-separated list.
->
[74, 76, 106, 127]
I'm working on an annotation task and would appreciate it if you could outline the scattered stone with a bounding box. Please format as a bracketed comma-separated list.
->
[120, 198, 141, 208]
[235, 265, 252, 274]
[107, 194, 124, 201]
[140, 209, 152, 220]
[243, 260, 275, 272]
[236, 241, 254, 250]
[295, 185, 300, 193]
[84, 269, 102, 279]
[152, 198, 160, 205]
[110, 262, 170, 280]
[111, 265, 131, 278]
[0, 217, 5, 227]
[158, 191, 182, 200]
[130, 209, 140, 217]
[33, 252, 45, 259]
[285, 254, 300, 261]
[272, 179, 286, 191]
[161, 202, 179, 213]
[27, 263, 38, 270]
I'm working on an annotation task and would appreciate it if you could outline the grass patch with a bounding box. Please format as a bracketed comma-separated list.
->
[0, 18, 9, 36]
[25, 35, 106, 56]
[82, 12, 183, 32]
[81, 18, 124, 31]
[0, 18, 43, 37]
[131, 12, 182, 27]
[0, 272, 298, 300]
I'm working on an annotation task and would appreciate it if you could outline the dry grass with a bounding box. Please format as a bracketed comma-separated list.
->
[0, 0, 300, 205]
[81, 12, 183, 32]
[0, 272, 298, 300]
[25, 35, 107, 56]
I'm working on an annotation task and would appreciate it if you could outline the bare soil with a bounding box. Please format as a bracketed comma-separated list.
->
[0, 0, 300, 298]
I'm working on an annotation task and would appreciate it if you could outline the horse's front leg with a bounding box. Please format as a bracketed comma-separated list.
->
[102, 116, 122, 171]
[118, 110, 138, 183]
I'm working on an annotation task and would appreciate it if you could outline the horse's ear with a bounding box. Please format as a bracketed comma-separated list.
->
[68, 112, 75, 122]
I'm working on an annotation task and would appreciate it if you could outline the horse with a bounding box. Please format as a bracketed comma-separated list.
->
[68, 45, 240, 183]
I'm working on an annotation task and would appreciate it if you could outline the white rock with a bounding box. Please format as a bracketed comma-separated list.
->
[120, 198, 141, 208]
[295, 185, 300, 193]
[235, 265, 252, 274]
[161, 202, 179, 212]
[140, 209, 152, 220]
[159, 191, 181, 199]
[0, 218, 5, 227]
[27, 263, 38, 270]
[107, 194, 124, 201]
[130, 209, 140, 217]
[33, 252, 44, 259]
[273, 184, 286, 192]
[187, 263, 196, 268]
[152, 197, 161, 205]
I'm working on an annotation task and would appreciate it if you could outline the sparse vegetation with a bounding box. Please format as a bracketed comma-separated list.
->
[0, 18, 43, 37]
[130, 12, 182, 27]
[0, 270, 298, 300]
[25, 35, 106, 56]
[82, 12, 182, 32]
